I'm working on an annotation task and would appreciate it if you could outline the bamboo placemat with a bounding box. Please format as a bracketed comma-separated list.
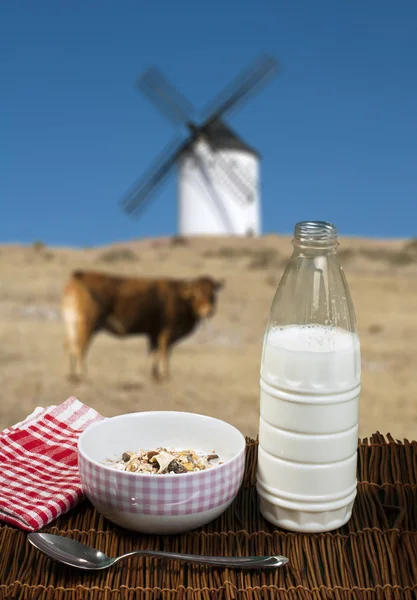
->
[1, 433, 416, 599]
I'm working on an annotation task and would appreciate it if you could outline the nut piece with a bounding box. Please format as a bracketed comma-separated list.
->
[150, 450, 177, 474]
[122, 452, 133, 462]
[168, 460, 187, 474]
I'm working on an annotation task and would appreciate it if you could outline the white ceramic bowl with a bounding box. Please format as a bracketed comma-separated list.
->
[78, 411, 246, 534]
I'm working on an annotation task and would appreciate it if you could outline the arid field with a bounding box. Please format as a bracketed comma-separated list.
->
[1, 234, 416, 441]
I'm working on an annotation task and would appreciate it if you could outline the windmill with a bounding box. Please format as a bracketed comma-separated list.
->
[119, 54, 281, 237]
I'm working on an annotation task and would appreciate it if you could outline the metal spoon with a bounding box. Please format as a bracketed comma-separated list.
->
[28, 532, 289, 571]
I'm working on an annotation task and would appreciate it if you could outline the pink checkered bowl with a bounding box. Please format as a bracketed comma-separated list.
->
[78, 411, 246, 534]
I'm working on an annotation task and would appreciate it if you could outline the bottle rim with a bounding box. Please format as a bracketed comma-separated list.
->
[294, 221, 338, 243]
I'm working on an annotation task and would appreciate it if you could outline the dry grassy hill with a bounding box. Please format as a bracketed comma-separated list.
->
[1, 234, 416, 440]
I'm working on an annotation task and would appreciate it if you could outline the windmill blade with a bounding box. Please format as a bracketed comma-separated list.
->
[200, 54, 281, 126]
[137, 65, 195, 126]
[120, 136, 190, 218]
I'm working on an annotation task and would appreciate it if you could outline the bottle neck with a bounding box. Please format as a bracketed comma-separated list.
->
[292, 221, 339, 255]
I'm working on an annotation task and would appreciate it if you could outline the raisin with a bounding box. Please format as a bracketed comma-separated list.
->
[207, 454, 219, 461]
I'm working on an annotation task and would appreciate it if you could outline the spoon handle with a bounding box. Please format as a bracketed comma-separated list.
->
[118, 550, 288, 569]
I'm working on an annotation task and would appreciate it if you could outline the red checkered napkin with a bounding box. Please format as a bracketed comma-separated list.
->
[0, 396, 105, 531]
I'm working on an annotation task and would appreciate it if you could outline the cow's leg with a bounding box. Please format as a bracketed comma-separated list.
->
[64, 337, 77, 381]
[75, 328, 91, 381]
[67, 319, 93, 382]
[63, 312, 82, 382]
[157, 329, 172, 381]
[149, 336, 160, 381]
[161, 344, 172, 381]
[151, 352, 160, 381]
[62, 287, 95, 383]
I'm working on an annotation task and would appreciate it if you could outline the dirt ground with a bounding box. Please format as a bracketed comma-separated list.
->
[0, 234, 416, 441]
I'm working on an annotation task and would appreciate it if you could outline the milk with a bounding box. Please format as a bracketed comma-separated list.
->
[262, 324, 360, 397]
[257, 324, 361, 532]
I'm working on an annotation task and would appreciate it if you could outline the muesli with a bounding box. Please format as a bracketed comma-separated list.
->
[107, 447, 222, 475]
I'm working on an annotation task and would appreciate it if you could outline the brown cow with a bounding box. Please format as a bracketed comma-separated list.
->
[61, 270, 224, 382]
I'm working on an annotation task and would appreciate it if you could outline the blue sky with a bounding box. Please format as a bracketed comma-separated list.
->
[1, 1, 416, 247]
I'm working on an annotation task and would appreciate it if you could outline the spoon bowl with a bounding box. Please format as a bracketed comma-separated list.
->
[28, 533, 289, 571]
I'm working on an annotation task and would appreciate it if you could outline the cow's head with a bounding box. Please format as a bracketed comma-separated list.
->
[181, 276, 224, 319]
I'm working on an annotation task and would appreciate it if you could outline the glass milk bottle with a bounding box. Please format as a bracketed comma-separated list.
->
[257, 221, 361, 532]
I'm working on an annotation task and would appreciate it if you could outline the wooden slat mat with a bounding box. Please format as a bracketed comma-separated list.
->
[1, 433, 417, 599]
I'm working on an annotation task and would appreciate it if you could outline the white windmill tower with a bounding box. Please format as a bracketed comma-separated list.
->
[120, 55, 280, 236]
[178, 120, 260, 236]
